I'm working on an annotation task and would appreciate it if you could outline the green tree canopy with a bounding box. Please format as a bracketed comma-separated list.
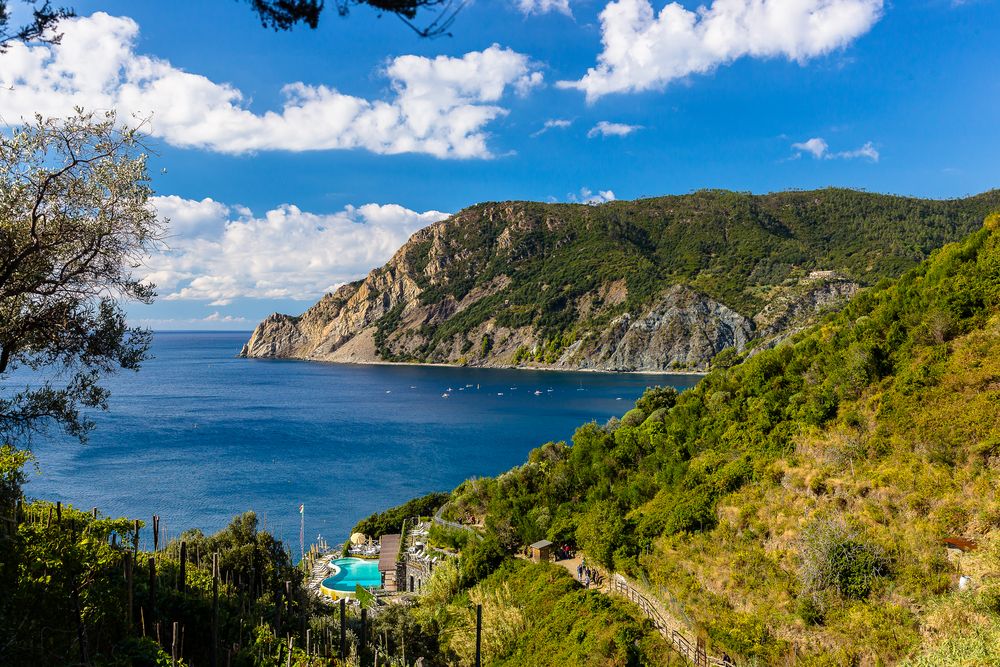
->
[0, 112, 161, 451]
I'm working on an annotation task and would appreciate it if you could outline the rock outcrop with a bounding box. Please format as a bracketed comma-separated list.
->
[241, 189, 1000, 372]
[584, 285, 756, 371]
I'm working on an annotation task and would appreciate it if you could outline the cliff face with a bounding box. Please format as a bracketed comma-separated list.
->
[241, 189, 1000, 372]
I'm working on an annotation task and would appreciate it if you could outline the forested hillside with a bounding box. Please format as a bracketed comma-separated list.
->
[242, 189, 1000, 372]
[368, 211, 1000, 664]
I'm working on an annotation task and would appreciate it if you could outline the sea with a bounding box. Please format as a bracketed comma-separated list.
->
[20, 331, 701, 552]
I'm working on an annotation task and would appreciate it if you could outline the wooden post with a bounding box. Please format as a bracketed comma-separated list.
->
[360, 608, 368, 667]
[153, 515, 159, 552]
[56, 501, 61, 525]
[286, 635, 293, 667]
[148, 555, 157, 629]
[306, 628, 311, 655]
[179, 541, 187, 593]
[125, 553, 134, 633]
[475, 603, 482, 667]
[92, 507, 98, 520]
[134, 519, 141, 554]
[211, 553, 219, 667]
[339, 598, 346, 659]
[171, 621, 179, 666]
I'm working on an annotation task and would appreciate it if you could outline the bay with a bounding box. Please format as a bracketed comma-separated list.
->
[22, 331, 700, 550]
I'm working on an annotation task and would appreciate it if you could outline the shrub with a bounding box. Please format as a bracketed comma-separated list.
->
[798, 518, 889, 605]
[635, 386, 678, 414]
[621, 408, 647, 428]
[460, 535, 506, 586]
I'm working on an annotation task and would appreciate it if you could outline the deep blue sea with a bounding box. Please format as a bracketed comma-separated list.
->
[21, 332, 700, 551]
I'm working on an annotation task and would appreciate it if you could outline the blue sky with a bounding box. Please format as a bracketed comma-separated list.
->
[1, 0, 997, 329]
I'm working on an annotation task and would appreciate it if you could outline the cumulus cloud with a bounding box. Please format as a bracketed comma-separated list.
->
[791, 136, 879, 161]
[587, 120, 642, 138]
[142, 197, 449, 305]
[559, 0, 884, 101]
[531, 118, 573, 137]
[0, 13, 541, 158]
[517, 0, 573, 15]
[568, 187, 617, 205]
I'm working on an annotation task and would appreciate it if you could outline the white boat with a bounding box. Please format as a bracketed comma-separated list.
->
[534, 390, 543, 395]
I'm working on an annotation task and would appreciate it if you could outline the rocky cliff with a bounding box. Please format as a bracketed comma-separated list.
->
[241, 189, 1000, 371]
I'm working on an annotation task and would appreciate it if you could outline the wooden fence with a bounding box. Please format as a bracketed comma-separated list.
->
[610, 574, 735, 667]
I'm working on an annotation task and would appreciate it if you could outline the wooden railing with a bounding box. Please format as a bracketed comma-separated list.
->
[431, 504, 483, 541]
[610, 574, 734, 667]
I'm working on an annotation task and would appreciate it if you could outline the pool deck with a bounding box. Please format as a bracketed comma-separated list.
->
[308, 553, 336, 600]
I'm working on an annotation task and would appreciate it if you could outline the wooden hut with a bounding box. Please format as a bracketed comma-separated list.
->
[529, 539, 553, 563]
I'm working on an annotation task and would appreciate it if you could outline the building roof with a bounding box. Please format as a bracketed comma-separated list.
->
[379, 533, 401, 572]
[530, 539, 553, 549]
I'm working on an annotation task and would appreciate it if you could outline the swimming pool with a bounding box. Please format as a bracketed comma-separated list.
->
[320, 558, 382, 596]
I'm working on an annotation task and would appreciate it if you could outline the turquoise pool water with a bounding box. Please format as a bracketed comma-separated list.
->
[321, 558, 382, 593]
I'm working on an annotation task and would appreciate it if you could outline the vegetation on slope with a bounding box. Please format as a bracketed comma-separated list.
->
[426, 212, 1000, 663]
[375, 189, 1000, 364]
[0, 495, 316, 665]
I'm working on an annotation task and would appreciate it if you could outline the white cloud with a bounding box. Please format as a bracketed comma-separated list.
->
[142, 197, 450, 304]
[0, 13, 541, 158]
[558, 0, 884, 101]
[134, 313, 251, 329]
[568, 187, 617, 205]
[792, 137, 829, 158]
[517, 0, 573, 15]
[791, 136, 879, 161]
[203, 312, 250, 323]
[531, 118, 573, 137]
[587, 120, 642, 138]
[837, 141, 879, 161]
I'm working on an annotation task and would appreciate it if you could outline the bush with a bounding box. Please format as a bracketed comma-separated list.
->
[635, 386, 678, 414]
[798, 518, 889, 605]
[461, 535, 506, 586]
[620, 408, 647, 428]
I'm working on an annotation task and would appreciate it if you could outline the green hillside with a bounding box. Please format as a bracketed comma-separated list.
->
[386, 188, 1000, 360]
[6, 206, 1000, 665]
[401, 211, 1000, 664]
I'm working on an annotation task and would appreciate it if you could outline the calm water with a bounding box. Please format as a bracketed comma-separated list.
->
[21, 332, 699, 550]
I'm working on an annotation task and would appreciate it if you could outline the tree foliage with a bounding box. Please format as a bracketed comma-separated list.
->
[351, 491, 448, 539]
[0, 112, 160, 451]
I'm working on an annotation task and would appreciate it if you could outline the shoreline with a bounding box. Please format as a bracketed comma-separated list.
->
[241, 354, 709, 377]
